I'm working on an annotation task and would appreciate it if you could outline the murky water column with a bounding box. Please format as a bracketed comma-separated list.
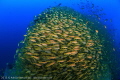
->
[12, 7, 113, 80]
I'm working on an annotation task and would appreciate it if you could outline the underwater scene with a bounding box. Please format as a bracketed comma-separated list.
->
[0, 0, 120, 80]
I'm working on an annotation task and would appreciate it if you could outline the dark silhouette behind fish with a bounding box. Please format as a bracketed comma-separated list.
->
[57, 3, 62, 6]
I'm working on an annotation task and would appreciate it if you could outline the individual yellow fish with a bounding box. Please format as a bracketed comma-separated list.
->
[57, 60, 65, 62]
[95, 30, 98, 33]
[68, 63, 76, 67]
[46, 62, 55, 67]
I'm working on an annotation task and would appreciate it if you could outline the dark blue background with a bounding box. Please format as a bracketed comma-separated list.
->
[0, 0, 120, 78]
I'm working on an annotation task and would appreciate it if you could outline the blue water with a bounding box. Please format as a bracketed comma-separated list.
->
[0, 0, 120, 79]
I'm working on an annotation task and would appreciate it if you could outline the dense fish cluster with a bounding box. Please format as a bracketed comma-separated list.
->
[11, 7, 113, 80]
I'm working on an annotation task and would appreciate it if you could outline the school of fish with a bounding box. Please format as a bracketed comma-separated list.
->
[12, 6, 113, 80]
